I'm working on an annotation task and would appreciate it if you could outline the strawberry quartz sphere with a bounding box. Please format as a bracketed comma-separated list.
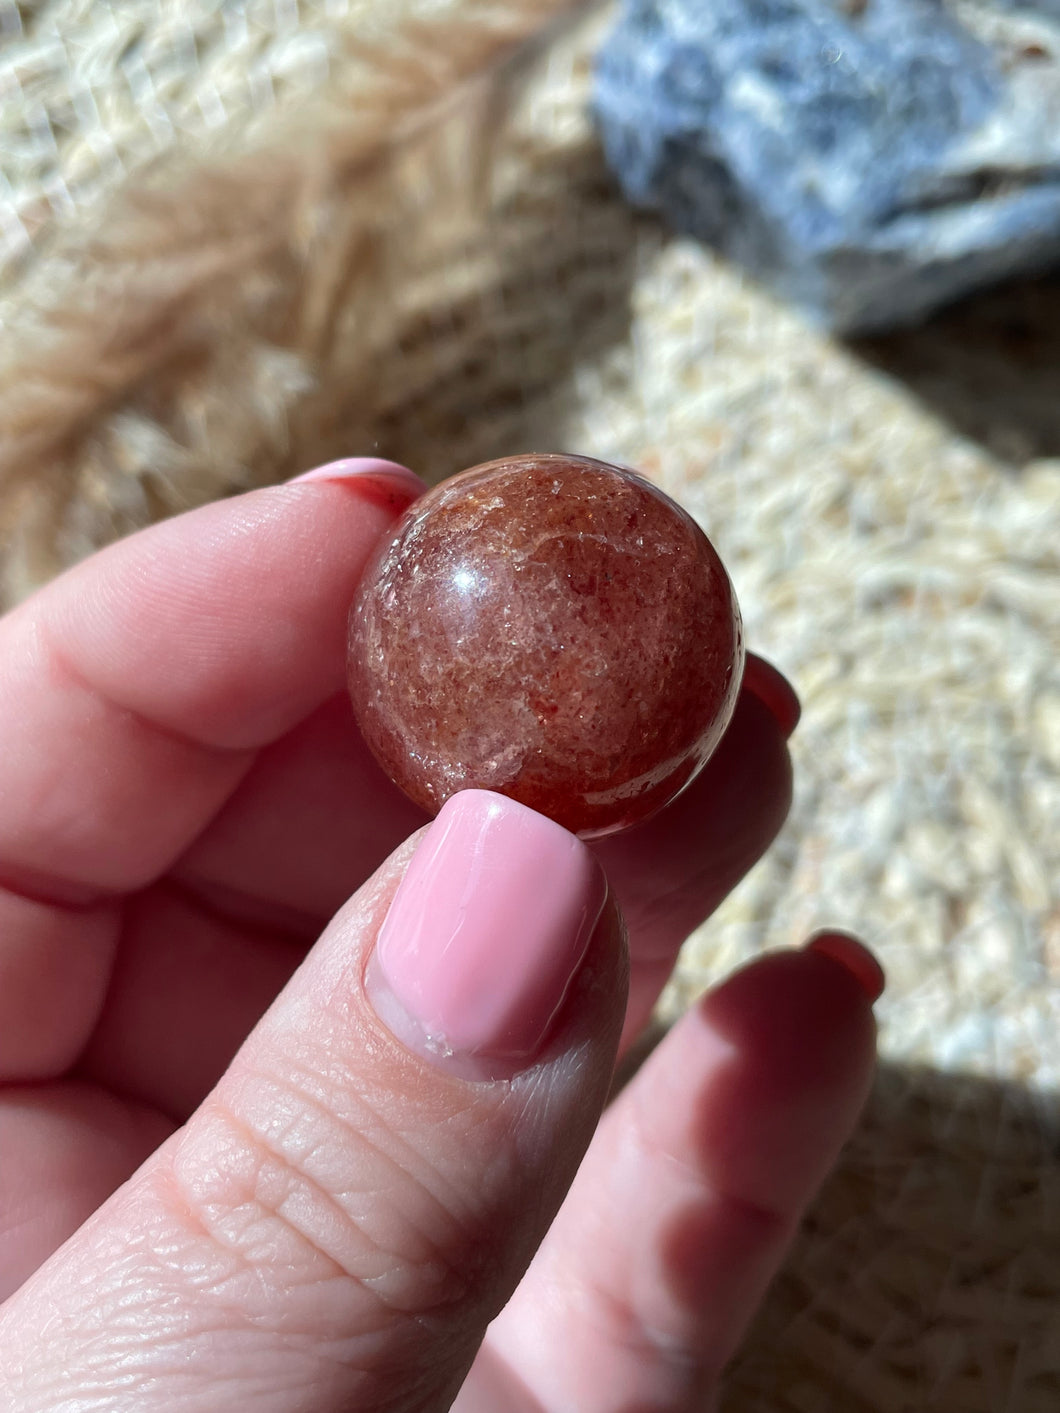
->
[347, 453, 744, 837]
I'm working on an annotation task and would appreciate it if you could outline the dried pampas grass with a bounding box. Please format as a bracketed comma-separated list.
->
[0, 0, 588, 602]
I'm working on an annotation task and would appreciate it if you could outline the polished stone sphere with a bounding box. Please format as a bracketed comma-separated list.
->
[347, 454, 744, 837]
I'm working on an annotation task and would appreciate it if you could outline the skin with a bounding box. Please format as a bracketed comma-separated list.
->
[0, 472, 879, 1412]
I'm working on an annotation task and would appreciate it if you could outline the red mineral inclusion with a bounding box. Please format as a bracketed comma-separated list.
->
[347, 453, 744, 837]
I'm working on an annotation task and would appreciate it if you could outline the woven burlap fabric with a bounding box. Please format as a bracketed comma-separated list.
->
[1, 2, 1058, 1409]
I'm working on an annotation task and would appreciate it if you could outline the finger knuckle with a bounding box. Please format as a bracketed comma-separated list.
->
[160, 1060, 480, 1336]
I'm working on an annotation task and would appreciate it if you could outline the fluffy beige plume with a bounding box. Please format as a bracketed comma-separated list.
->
[0, 0, 588, 603]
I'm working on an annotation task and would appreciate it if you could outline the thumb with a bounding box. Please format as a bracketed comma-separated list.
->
[1, 791, 628, 1413]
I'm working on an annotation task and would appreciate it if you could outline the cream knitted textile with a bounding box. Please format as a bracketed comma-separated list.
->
[1, 2, 1058, 1409]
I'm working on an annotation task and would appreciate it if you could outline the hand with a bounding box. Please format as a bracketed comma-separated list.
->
[0, 459, 881, 1412]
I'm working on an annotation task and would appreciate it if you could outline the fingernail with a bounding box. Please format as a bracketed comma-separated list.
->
[367, 790, 608, 1076]
[743, 654, 801, 739]
[806, 931, 885, 1004]
[288, 458, 427, 510]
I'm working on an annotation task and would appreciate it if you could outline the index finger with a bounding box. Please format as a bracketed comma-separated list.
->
[0, 461, 425, 901]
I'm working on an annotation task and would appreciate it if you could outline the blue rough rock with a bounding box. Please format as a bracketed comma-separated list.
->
[593, 0, 1060, 332]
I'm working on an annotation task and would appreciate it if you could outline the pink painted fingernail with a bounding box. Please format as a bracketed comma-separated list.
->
[289, 458, 427, 508]
[743, 654, 801, 739]
[367, 791, 607, 1075]
[806, 931, 885, 1004]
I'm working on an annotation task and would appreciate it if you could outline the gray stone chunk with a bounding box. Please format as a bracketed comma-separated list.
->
[593, 0, 1060, 332]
